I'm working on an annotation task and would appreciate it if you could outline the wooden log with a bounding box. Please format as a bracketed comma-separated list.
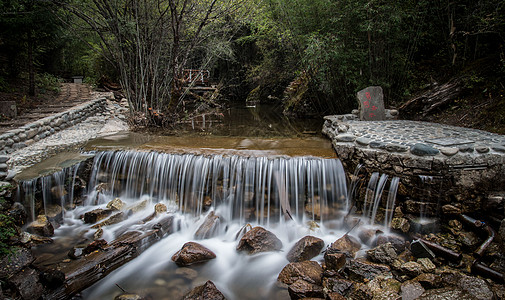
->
[43, 215, 174, 299]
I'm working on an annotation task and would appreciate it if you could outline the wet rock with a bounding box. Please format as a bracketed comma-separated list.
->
[391, 217, 410, 233]
[51, 186, 67, 200]
[367, 242, 398, 265]
[417, 258, 436, 273]
[457, 231, 480, 249]
[175, 267, 198, 280]
[401, 261, 424, 277]
[277, 261, 323, 285]
[154, 203, 167, 214]
[286, 236, 324, 262]
[418, 287, 477, 300]
[9, 267, 44, 300]
[94, 228, 103, 240]
[19, 231, 53, 245]
[114, 294, 144, 300]
[83, 239, 108, 255]
[172, 242, 216, 266]
[401, 281, 425, 300]
[326, 292, 346, 300]
[414, 273, 443, 289]
[411, 143, 439, 156]
[107, 198, 125, 211]
[194, 211, 221, 240]
[91, 212, 125, 229]
[324, 252, 346, 271]
[183, 280, 226, 300]
[442, 204, 461, 216]
[375, 234, 406, 253]
[45, 204, 63, 222]
[83, 208, 113, 224]
[323, 277, 354, 296]
[8, 202, 27, 226]
[410, 240, 436, 259]
[127, 199, 148, 214]
[0, 247, 34, 279]
[27, 215, 54, 237]
[358, 228, 380, 245]
[346, 258, 391, 281]
[68, 247, 84, 259]
[367, 275, 401, 299]
[288, 279, 324, 299]
[236, 226, 282, 254]
[442, 271, 493, 300]
[328, 234, 361, 257]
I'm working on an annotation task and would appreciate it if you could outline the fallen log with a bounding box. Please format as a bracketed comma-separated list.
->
[43, 215, 174, 299]
[399, 77, 465, 118]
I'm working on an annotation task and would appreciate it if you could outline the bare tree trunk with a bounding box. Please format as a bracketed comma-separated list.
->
[28, 29, 35, 97]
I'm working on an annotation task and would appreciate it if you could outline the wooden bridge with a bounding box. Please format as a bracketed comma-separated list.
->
[183, 69, 216, 94]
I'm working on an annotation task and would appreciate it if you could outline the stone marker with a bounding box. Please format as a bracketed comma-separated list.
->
[357, 86, 385, 121]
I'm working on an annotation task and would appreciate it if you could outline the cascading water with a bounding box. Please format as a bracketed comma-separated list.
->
[20, 150, 401, 299]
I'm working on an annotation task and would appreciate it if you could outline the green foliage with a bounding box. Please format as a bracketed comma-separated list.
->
[35, 73, 62, 94]
[0, 185, 16, 257]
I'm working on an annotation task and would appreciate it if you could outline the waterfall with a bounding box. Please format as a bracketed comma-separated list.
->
[85, 151, 349, 225]
[384, 177, 400, 228]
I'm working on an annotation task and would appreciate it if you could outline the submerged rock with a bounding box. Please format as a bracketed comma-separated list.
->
[277, 261, 323, 285]
[236, 226, 282, 254]
[194, 211, 221, 240]
[286, 236, 324, 262]
[172, 242, 216, 266]
[183, 280, 226, 300]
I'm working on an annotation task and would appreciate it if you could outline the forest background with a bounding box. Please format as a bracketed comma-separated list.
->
[0, 0, 504, 133]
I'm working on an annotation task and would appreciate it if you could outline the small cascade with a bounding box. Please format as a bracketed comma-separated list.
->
[384, 177, 400, 228]
[17, 162, 85, 222]
[86, 151, 349, 225]
[346, 163, 363, 212]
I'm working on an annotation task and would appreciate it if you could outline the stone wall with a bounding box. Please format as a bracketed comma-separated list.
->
[0, 98, 107, 155]
[322, 116, 505, 224]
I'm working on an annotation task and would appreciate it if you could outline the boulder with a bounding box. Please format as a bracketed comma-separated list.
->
[288, 279, 324, 300]
[277, 261, 323, 285]
[154, 203, 167, 214]
[27, 215, 54, 237]
[107, 198, 125, 211]
[172, 242, 216, 266]
[346, 258, 391, 281]
[375, 234, 406, 253]
[391, 217, 410, 233]
[0, 247, 34, 279]
[366, 242, 398, 265]
[286, 236, 324, 262]
[83, 208, 113, 224]
[194, 211, 221, 240]
[183, 280, 226, 300]
[323, 277, 354, 296]
[324, 252, 347, 271]
[9, 267, 44, 300]
[8, 202, 27, 226]
[236, 227, 282, 254]
[328, 234, 361, 257]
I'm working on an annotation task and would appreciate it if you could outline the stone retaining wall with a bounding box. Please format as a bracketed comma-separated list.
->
[322, 116, 505, 224]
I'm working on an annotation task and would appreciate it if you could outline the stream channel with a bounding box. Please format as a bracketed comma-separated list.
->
[17, 103, 399, 299]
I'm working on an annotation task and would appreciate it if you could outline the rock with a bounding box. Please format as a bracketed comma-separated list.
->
[9, 267, 44, 300]
[336, 134, 356, 142]
[68, 247, 84, 259]
[154, 203, 167, 214]
[414, 273, 443, 289]
[476, 146, 489, 153]
[91, 212, 125, 228]
[114, 294, 144, 300]
[385, 143, 409, 152]
[27, 215, 54, 237]
[8, 202, 27, 226]
[440, 147, 459, 156]
[358, 228, 380, 245]
[457, 231, 480, 249]
[126, 199, 148, 213]
[175, 267, 198, 280]
[442, 271, 493, 300]
[19, 231, 53, 245]
[356, 137, 372, 146]
[286, 236, 324, 262]
[0, 247, 34, 279]
[391, 217, 410, 233]
[288, 279, 324, 300]
[411, 143, 440, 156]
[107, 198, 125, 211]
[323, 277, 354, 296]
[172, 242, 216, 266]
[83, 208, 113, 224]
[418, 287, 478, 300]
[401, 261, 424, 277]
[94, 228, 104, 240]
[410, 240, 436, 259]
[417, 258, 436, 272]
[277, 261, 323, 285]
[194, 211, 221, 240]
[442, 204, 461, 216]
[83, 239, 108, 255]
[0, 156, 9, 163]
[328, 234, 361, 257]
[366, 275, 401, 299]
[366, 242, 398, 265]
[183, 280, 226, 300]
[346, 258, 391, 281]
[375, 234, 406, 253]
[401, 281, 425, 300]
[326, 292, 346, 300]
[40, 268, 65, 289]
[324, 252, 346, 271]
[236, 226, 282, 254]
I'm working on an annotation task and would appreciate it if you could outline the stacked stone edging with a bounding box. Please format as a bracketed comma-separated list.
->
[0, 98, 107, 155]
[323, 115, 505, 220]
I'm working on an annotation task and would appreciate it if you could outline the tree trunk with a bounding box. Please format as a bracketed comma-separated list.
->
[28, 29, 35, 96]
